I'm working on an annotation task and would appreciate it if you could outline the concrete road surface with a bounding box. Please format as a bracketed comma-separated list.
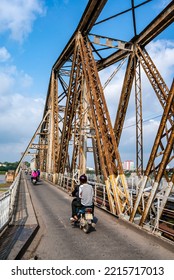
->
[22, 175, 174, 260]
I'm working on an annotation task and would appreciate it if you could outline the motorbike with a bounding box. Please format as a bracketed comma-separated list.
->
[31, 177, 37, 185]
[73, 206, 95, 234]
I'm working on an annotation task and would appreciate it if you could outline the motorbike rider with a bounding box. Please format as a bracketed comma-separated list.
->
[31, 169, 38, 182]
[70, 174, 94, 221]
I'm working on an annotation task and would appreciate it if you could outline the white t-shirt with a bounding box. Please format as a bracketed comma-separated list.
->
[79, 183, 94, 206]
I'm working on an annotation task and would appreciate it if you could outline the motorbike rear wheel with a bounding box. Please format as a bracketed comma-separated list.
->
[83, 223, 91, 234]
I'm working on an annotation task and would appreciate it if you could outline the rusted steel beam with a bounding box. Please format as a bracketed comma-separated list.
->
[77, 33, 131, 215]
[53, 0, 107, 72]
[114, 53, 136, 145]
[134, 60, 143, 175]
[57, 40, 84, 174]
[50, 71, 59, 174]
[97, 1, 174, 70]
[135, 1, 174, 46]
[42, 0, 107, 126]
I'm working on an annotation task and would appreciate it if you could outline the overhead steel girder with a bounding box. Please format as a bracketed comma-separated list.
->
[135, 1, 174, 46]
[53, 0, 107, 72]
[41, 0, 107, 128]
[97, 1, 174, 70]
[43, 1, 173, 122]
[43, 1, 173, 140]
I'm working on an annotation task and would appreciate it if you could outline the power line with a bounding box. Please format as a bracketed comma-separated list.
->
[123, 114, 162, 130]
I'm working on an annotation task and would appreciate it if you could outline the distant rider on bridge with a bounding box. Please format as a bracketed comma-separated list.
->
[31, 169, 38, 181]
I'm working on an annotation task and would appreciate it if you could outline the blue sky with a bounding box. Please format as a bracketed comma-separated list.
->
[0, 0, 173, 167]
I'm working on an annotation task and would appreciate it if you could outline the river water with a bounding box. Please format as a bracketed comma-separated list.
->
[0, 174, 6, 184]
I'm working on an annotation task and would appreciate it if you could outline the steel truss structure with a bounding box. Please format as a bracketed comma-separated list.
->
[18, 1, 174, 235]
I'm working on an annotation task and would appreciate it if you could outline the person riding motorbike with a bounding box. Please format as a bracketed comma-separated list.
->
[70, 174, 94, 221]
[31, 169, 38, 182]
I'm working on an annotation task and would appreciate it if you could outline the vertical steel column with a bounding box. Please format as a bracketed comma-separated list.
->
[114, 53, 136, 145]
[134, 57, 143, 175]
[47, 113, 53, 174]
[37, 137, 45, 172]
[79, 83, 88, 174]
[57, 38, 83, 175]
[46, 71, 59, 180]
[70, 81, 83, 179]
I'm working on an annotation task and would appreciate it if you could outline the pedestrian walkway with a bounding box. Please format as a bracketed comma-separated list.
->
[0, 174, 39, 260]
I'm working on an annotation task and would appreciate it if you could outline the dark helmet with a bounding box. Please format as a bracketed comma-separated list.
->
[79, 174, 87, 183]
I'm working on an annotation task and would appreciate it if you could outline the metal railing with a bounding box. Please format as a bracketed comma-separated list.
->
[0, 171, 21, 233]
[55, 173, 174, 240]
[37, 172, 174, 241]
[57, 174, 110, 211]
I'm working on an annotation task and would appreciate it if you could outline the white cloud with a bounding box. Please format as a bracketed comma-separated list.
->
[0, 47, 11, 62]
[0, 0, 45, 42]
[0, 93, 44, 138]
[0, 71, 14, 95]
[0, 90, 45, 161]
[0, 52, 45, 162]
[0, 62, 34, 94]
[19, 72, 33, 88]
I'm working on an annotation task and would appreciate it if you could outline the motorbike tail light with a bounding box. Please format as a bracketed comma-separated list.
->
[86, 208, 92, 213]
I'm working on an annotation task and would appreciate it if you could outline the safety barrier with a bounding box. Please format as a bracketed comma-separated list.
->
[0, 171, 21, 233]
[57, 174, 110, 211]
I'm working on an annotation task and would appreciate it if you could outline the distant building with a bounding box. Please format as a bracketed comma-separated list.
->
[87, 167, 94, 171]
[30, 158, 36, 170]
[123, 160, 134, 170]
[0, 163, 7, 167]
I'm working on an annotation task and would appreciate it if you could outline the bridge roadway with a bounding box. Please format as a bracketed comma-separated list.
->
[1, 171, 174, 260]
